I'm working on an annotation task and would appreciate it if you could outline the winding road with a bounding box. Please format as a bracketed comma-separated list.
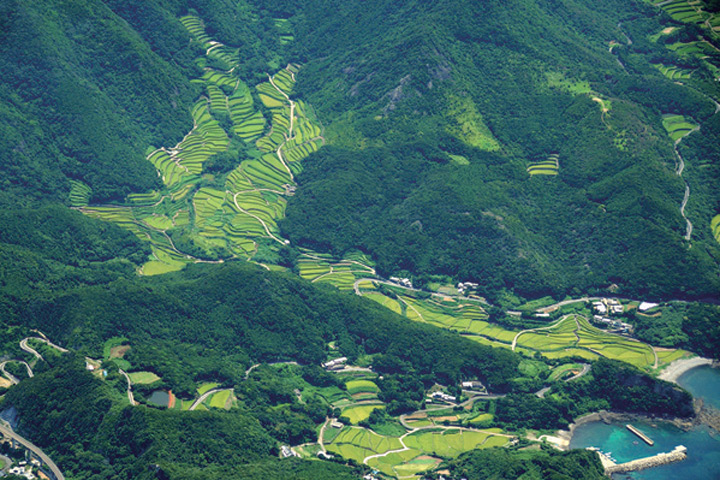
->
[0, 360, 33, 385]
[673, 126, 700, 241]
[0, 424, 64, 480]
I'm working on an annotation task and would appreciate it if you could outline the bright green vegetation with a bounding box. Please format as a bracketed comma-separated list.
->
[208, 389, 233, 409]
[527, 154, 559, 176]
[297, 250, 375, 290]
[341, 404, 385, 424]
[712, 214, 720, 242]
[403, 429, 509, 457]
[548, 363, 583, 381]
[197, 382, 221, 395]
[662, 114, 698, 142]
[325, 427, 403, 462]
[326, 425, 509, 477]
[1, 1, 719, 479]
[515, 315, 657, 368]
[68, 181, 92, 207]
[654, 64, 693, 80]
[545, 72, 592, 95]
[80, 19, 325, 274]
[656, 348, 691, 365]
[648, 0, 712, 25]
[128, 371, 161, 384]
[345, 379, 380, 395]
[445, 95, 501, 151]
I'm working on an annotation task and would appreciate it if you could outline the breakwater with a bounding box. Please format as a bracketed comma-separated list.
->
[604, 445, 687, 475]
[626, 424, 654, 445]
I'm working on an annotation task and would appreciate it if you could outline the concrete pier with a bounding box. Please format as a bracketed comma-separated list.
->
[603, 445, 687, 475]
[626, 424, 654, 446]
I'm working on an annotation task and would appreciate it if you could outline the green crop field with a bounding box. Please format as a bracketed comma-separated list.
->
[69, 180, 92, 207]
[341, 404, 385, 424]
[346, 379, 380, 395]
[403, 429, 508, 458]
[79, 20, 326, 275]
[712, 214, 720, 243]
[654, 64, 693, 80]
[527, 154, 559, 176]
[662, 114, 698, 142]
[197, 382, 220, 395]
[326, 427, 402, 463]
[514, 315, 658, 368]
[128, 371, 161, 384]
[208, 389, 232, 409]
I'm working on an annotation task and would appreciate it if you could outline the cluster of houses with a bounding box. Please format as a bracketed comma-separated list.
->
[321, 357, 347, 371]
[389, 277, 413, 288]
[592, 315, 632, 332]
[592, 298, 624, 315]
[456, 281, 479, 294]
[591, 298, 641, 332]
[7, 461, 39, 479]
[460, 381, 487, 394]
[280, 445, 299, 458]
[427, 391, 457, 404]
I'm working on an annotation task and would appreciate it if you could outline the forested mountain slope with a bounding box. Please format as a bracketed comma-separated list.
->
[276, 0, 720, 300]
[0, 0, 717, 479]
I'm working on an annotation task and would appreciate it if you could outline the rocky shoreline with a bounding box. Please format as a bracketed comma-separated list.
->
[553, 398, 720, 451]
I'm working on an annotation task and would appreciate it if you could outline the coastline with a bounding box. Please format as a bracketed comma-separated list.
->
[539, 359, 720, 451]
[550, 410, 698, 451]
[657, 356, 714, 383]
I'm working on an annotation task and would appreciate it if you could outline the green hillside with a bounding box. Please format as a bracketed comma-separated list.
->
[0, 0, 719, 479]
[279, 0, 720, 301]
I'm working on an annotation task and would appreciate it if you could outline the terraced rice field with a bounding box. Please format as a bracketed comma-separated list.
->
[515, 315, 657, 368]
[297, 251, 375, 290]
[403, 429, 508, 458]
[654, 64, 693, 80]
[662, 114, 698, 142]
[358, 287, 520, 345]
[326, 427, 403, 463]
[649, 0, 708, 25]
[197, 382, 220, 395]
[79, 15, 326, 274]
[341, 404, 385, 424]
[346, 379, 380, 395]
[527, 154, 559, 176]
[69, 180, 92, 207]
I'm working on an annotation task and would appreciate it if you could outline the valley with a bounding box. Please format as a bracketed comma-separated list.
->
[0, 1, 719, 480]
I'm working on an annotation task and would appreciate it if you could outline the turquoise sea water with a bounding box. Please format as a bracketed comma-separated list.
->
[569, 365, 720, 479]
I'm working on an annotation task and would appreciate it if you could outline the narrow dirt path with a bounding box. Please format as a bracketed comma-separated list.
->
[118, 369, 137, 406]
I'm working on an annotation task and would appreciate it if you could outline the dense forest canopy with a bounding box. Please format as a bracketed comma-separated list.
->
[0, 0, 718, 479]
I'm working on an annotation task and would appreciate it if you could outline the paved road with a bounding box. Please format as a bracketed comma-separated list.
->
[118, 369, 136, 406]
[0, 424, 64, 480]
[0, 360, 33, 385]
[565, 363, 591, 382]
[19, 339, 43, 362]
[188, 388, 232, 411]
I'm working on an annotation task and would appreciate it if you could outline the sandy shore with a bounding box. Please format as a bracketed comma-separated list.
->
[658, 357, 713, 383]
